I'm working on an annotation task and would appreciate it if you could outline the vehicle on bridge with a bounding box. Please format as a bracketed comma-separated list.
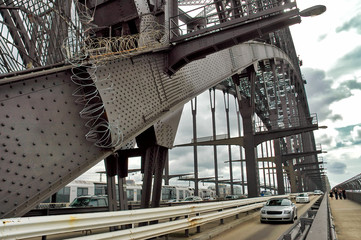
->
[260, 197, 297, 223]
[69, 195, 108, 207]
[313, 190, 324, 195]
[39, 180, 216, 208]
[182, 196, 203, 202]
[260, 190, 273, 197]
[296, 193, 310, 203]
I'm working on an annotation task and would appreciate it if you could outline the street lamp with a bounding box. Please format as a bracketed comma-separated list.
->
[300, 5, 327, 17]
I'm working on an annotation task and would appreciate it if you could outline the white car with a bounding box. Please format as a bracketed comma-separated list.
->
[260, 197, 297, 223]
[313, 190, 324, 195]
[183, 196, 203, 202]
[296, 193, 310, 203]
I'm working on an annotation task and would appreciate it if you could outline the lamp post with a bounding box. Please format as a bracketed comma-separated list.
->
[300, 5, 327, 17]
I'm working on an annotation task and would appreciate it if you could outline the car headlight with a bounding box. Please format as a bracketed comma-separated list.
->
[284, 210, 291, 214]
[261, 209, 266, 214]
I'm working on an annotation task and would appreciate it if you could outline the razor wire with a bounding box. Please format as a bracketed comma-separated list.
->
[60, 1, 169, 148]
[62, 1, 124, 149]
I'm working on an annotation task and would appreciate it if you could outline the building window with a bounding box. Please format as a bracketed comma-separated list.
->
[57, 187, 70, 202]
[77, 187, 88, 197]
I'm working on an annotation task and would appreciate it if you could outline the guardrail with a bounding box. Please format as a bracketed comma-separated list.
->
[278, 194, 336, 240]
[0, 195, 286, 240]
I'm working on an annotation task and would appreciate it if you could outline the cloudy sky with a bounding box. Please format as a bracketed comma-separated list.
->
[291, 0, 361, 187]
[79, 0, 361, 190]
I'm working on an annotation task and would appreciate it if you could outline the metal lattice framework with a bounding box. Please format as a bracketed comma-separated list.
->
[0, 0, 87, 73]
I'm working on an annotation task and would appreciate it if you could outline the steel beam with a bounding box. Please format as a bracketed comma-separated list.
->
[167, 8, 301, 74]
[210, 88, 219, 197]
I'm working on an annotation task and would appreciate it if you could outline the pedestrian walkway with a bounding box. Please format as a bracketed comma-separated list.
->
[329, 197, 361, 240]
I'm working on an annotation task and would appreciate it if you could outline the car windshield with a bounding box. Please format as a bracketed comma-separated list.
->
[267, 199, 291, 206]
[70, 197, 90, 207]
[298, 193, 307, 197]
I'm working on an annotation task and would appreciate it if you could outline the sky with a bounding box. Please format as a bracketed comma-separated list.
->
[291, 0, 361, 187]
[78, 0, 361, 190]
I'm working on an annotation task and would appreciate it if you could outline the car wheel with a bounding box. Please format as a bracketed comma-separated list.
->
[290, 213, 295, 223]
[260, 220, 266, 224]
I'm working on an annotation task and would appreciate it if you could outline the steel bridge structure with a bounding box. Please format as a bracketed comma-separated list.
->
[0, 0, 326, 219]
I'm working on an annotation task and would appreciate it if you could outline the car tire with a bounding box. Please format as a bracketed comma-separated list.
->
[260, 220, 266, 224]
[290, 213, 295, 223]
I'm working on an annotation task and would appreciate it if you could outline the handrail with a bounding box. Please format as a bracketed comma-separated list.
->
[170, 0, 297, 42]
[0, 196, 287, 239]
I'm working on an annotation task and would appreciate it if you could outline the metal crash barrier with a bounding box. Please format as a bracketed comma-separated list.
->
[0, 196, 285, 240]
[278, 194, 337, 240]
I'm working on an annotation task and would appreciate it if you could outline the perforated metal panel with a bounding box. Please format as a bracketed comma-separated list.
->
[154, 107, 184, 148]
[0, 70, 110, 218]
[95, 42, 294, 151]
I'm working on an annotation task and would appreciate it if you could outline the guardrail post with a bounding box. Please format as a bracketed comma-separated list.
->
[300, 218, 313, 232]
[196, 213, 201, 233]
[283, 234, 291, 240]
[185, 214, 189, 237]
[185, 229, 189, 237]
[219, 209, 224, 224]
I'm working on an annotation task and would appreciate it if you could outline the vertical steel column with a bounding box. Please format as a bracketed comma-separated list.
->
[164, 155, 170, 186]
[141, 145, 159, 208]
[274, 139, 285, 194]
[289, 160, 298, 193]
[214, 0, 227, 23]
[209, 88, 219, 197]
[104, 156, 118, 212]
[233, 68, 259, 197]
[230, 0, 242, 19]
[235, 97, 245, 194]
[240, 96, 259, 197]
[266, 142, 272, 191]
[167, 0, 179, 39]
[223, 91, 234, 195]
[151, 147, 168, 207]
[271, 146, 276, 192]
[191, 98, 199, 196]
[117, 153, 129, 211]
[261, 143, 267, 190]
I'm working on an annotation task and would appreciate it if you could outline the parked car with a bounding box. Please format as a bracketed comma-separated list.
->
[183, 196, 203, 202]
[203, 196, 215, 201]
[225, 195, 239, 200]
[260, 197, 297, 223]
[296, 193, 310, 203]
[69, 195, 108, 207]
[313, 190, 324, 195]
[260, 190, 273, 197]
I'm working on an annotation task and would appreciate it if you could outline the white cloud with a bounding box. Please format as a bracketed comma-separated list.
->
[351, 125, 361, 141]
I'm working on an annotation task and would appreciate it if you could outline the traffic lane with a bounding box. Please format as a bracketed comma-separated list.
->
[211, 195, 319, 240]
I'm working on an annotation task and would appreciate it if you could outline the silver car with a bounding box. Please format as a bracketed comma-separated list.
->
[296, 193, 310, 203]
[260, 197, 297, 223]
